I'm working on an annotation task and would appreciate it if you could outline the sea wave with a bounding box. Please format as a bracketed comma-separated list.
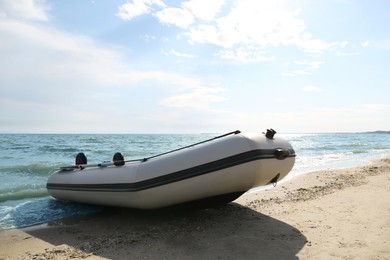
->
[0, 163, 59, 177]
[374, 145, 390, 150]
[0, 198, 101, 229]
[0, 186, 48, 202]
[351, 150, 369, 154]
[38, 145, 80, 154]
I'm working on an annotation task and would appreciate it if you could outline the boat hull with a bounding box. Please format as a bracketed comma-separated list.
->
[47, 132, 295, 209]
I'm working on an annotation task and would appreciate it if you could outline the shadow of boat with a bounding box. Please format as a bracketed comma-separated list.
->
[23, 202, 307, 259]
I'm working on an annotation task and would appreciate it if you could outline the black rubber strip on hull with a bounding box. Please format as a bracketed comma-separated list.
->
[47, 149, 295, 193]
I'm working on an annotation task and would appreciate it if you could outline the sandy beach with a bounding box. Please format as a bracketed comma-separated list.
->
[1, 157, 389, 260]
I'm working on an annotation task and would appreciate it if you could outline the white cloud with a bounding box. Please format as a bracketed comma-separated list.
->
[161, 86, 228, 110]
[186, 24, 220, 45]
[141, 34, 157, 42]
[188, 1, 306, 49]
[292, 33, 340, 54]
[216, 48, 274, 62]
[116, 0, 166, 21]
[182, 0, 225, 21]
[162, 49, 196, 58]
[335, 51, 360, 56]
[0, 0, 50, 21]
[295, 60, 323, 68]
[362, 40, 369, 47]
[154, 7, 195, 28]
[183, 0, 341, 61]
[0, 16, 203, 88]
[0, 18, 126, 86]
[116, 0, 347, 63]
[335, 40, 369, 56]
[282, 60, 324, 76]
[153, 0, 226, 28]
[301, 85, 322, 92]
[340, 41, 349, 48]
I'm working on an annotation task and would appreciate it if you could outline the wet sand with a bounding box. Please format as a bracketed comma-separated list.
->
[1, 157, 389, 259]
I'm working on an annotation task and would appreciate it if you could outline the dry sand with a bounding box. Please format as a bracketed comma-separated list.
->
[0, 157, 389, 260]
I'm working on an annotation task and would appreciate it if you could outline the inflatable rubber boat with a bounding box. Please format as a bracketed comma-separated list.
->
[47, 129, 295, 209]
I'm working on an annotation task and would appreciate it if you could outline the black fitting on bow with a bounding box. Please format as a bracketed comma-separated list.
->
[265, 129, 276, 139]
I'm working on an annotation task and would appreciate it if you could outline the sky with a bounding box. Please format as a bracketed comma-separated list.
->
[0, 0, 389, 133]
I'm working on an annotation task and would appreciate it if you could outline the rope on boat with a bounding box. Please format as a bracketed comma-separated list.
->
[141, 130, 241, 162]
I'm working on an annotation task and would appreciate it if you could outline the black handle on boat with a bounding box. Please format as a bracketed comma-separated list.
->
[274, 148, 291, 160]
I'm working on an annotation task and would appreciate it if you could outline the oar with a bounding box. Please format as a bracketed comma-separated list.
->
[60, 162, 112, 170]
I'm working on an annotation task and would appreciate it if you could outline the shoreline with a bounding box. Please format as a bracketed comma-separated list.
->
[1, 157, 389, 259]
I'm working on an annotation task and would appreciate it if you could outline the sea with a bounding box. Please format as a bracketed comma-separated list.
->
[1, 132, 389, 229]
